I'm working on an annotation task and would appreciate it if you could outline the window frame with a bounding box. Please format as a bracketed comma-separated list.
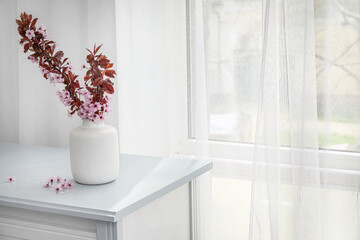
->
[175, 0, 360, 188]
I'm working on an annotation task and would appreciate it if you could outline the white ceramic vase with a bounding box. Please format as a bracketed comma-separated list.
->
[69, 119, 119, 185]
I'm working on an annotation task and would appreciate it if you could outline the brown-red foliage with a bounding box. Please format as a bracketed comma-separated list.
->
[16, 12, 117, 121]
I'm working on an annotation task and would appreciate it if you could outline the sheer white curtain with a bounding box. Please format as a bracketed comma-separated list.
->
[200, 0, 360, 239]
[115, 0, 188, 157]
[251, 0, 360, 239]
[249, 0, 322, 239]
[0, 0, 117, 147]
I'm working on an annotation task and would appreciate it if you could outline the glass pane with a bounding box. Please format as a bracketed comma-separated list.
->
[202, 0, 262, 143]
[315, 0, 360, 151]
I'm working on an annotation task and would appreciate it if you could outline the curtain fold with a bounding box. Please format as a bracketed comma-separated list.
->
[249, 0, 324, 239]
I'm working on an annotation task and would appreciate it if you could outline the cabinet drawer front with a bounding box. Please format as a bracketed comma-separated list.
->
[0, 206, 96, 240]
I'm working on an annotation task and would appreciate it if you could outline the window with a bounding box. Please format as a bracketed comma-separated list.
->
[184, 2, 360, 239]
[188, 0, 360, 153]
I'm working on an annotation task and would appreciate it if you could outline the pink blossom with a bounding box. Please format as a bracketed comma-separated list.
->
[65, 61, 73, 72]
[8, 177, 16, 183]
[93, 102, 101, 110]
[49, 77, 55, 84]
[103, 104, 111, 113]
[67, 110, 73, 117]
[43, 183, 50, 188]
[89, 105, 98, 113]
[78, 89, 87, 95]
[40, 67, 49, 76]
[49, 177, 55, 185]
[91, 114, 100, 122]
[36, 25, 46, 35]
[66, 181, 73, 189]
[54, 74, 64, 83]
[84, 110, 91, 117]
[28, 56, 39, 64]
[104, 95, 112, 103]
[57, 90, 72, 106]
[78, 111, 86, 119]
[56, 176, 62, 183]
[25, 29, 35, 40]
[43, 32, 50, 40]
[54, 185, 63, 193]
[64, 99, 72, 106]
[85, 94, 92, 103]
[82, 64, 86, 69]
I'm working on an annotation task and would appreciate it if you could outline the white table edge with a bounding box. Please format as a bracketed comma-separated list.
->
[0, 161, 213, 222]
[113, 160, 213, 222]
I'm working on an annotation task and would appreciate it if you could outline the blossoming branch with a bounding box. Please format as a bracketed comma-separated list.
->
[16, 12, 117, 122]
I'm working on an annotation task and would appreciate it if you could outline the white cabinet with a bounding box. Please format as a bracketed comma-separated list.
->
[0, 143, 212, 240]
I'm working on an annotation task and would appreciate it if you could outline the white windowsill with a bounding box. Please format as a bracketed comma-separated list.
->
[174, 139, 360, 188]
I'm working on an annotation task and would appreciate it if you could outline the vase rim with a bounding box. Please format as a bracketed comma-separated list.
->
[81, 119, 105, 127]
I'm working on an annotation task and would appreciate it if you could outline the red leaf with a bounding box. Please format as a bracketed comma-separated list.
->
[72, 81, 80, 88]
[104, 69, 116, 78]
[93, 67, 101, 78]
[99, 60, 110, 68]
[54, 51, 64, 60]
[84, 75, 91, 81]
[52, 57, 61, 64]
[68, 71, 74, 81]
[20, 13, 25, 23]
[86, 48, 92, 54]
[86, 86, 94, 94]
[24, 43, 29, 53]
[102, 81, 114, 94]
[105, 72, 115, 78]
[93, 78, 102, 86]
[16, 19, 22, 26]
[94, 44, 103, 54]
[30, 18, 38, 29]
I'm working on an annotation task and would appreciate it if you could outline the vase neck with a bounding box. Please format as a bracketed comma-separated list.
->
[82, 119, 104, 128]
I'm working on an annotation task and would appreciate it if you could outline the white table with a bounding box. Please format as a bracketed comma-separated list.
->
[0, 142, 212, 240]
